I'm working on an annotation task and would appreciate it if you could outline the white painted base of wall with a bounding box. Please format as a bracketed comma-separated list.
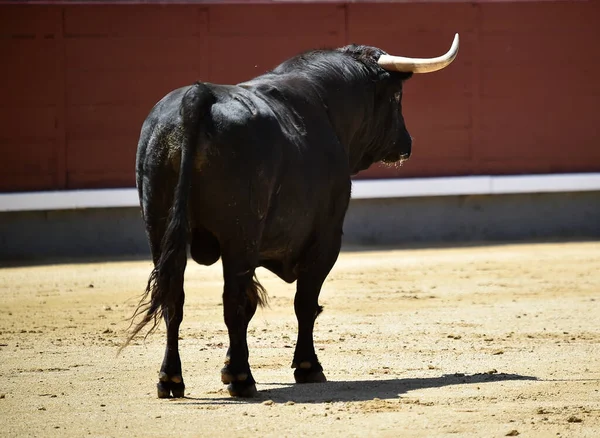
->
[1, 173, 600, 212]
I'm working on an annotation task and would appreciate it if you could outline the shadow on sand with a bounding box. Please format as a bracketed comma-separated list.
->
[175, 372, 537, 405]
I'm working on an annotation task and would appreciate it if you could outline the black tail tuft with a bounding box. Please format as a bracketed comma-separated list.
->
[121, 212, 188, 351]
[316, 305, 324, 318]
[246, 274, 269, 308]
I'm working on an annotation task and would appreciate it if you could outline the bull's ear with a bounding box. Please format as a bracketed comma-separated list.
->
[398, 72, 413, 81]
[387, 71, 413, 82]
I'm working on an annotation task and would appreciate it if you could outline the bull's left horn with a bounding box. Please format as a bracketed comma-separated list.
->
[377, 33, 459, 74]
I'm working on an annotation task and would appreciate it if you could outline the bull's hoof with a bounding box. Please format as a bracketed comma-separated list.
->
[293, 361, 327, 384]
[221, 366, 257, 397]
[220, 366, 235, 384]
[227, 381, 258, 398]
[157, 373, 185, 398]
[294, 368, 327, 384]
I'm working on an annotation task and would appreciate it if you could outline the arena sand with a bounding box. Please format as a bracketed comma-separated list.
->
[1, 241, 599, 437]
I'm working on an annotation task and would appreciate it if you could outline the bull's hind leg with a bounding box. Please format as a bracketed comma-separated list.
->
[222, 294, 258, 375]
[292, 232, 342, 384]
[141, 172, 186, 398]
[156, 287, 186, 398]
[220, 257, 263, 397]
[146, 238, 187, 399]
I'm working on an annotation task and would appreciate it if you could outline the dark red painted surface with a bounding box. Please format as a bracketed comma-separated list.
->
[1, 1, 599, 192]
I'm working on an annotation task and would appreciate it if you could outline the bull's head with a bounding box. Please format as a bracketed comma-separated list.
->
[340, 34, 459, 174]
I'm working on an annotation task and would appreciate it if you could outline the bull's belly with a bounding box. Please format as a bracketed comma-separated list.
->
[255, 219, 313, 283]
[258, 258, 299, 284]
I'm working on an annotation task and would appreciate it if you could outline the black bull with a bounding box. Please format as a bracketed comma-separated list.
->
[127, 43, 454, 398]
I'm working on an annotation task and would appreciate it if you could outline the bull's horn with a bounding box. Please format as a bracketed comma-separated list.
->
[377, 33, 459, 74]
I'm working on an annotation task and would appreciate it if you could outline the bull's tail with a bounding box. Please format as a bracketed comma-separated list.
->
[122, 82, 215, 351]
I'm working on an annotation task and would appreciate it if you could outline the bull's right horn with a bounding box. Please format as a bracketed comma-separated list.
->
[377, 33, 459, 74]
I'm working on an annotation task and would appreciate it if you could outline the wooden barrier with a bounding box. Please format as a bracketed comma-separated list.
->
[1, 1, 599, 192]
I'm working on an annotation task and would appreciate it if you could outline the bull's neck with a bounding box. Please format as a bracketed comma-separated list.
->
[247, 73, 376, 174]
[317, 81, 375, 174]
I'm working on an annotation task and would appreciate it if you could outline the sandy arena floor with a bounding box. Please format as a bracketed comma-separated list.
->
[1, 241, 599, 437]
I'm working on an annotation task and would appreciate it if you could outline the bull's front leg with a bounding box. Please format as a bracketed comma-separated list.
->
[292, 274, 329, 384]
[293, 231, 342, 384]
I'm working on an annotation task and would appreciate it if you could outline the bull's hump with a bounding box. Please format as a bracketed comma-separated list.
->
[212, 88, 276, 128]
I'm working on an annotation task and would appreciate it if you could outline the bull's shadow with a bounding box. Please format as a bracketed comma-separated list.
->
[178, 372, 537, 405]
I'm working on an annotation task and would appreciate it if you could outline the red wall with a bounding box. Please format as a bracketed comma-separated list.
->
[1, 1, 599, 192]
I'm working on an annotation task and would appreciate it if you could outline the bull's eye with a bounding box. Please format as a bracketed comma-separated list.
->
[394, 92, 402, 103]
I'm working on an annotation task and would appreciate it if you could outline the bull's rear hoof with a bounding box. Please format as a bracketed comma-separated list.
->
[220, 367, 234, 384]
[171, 384, 186, 398]
[294, 369, 327, 384]
[221, 365, 256, 397]
[157, 374, 186, 398]
[227, 382, 258, 398]
[157, 382, 171, 399]
[157, 381, 186, 398]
